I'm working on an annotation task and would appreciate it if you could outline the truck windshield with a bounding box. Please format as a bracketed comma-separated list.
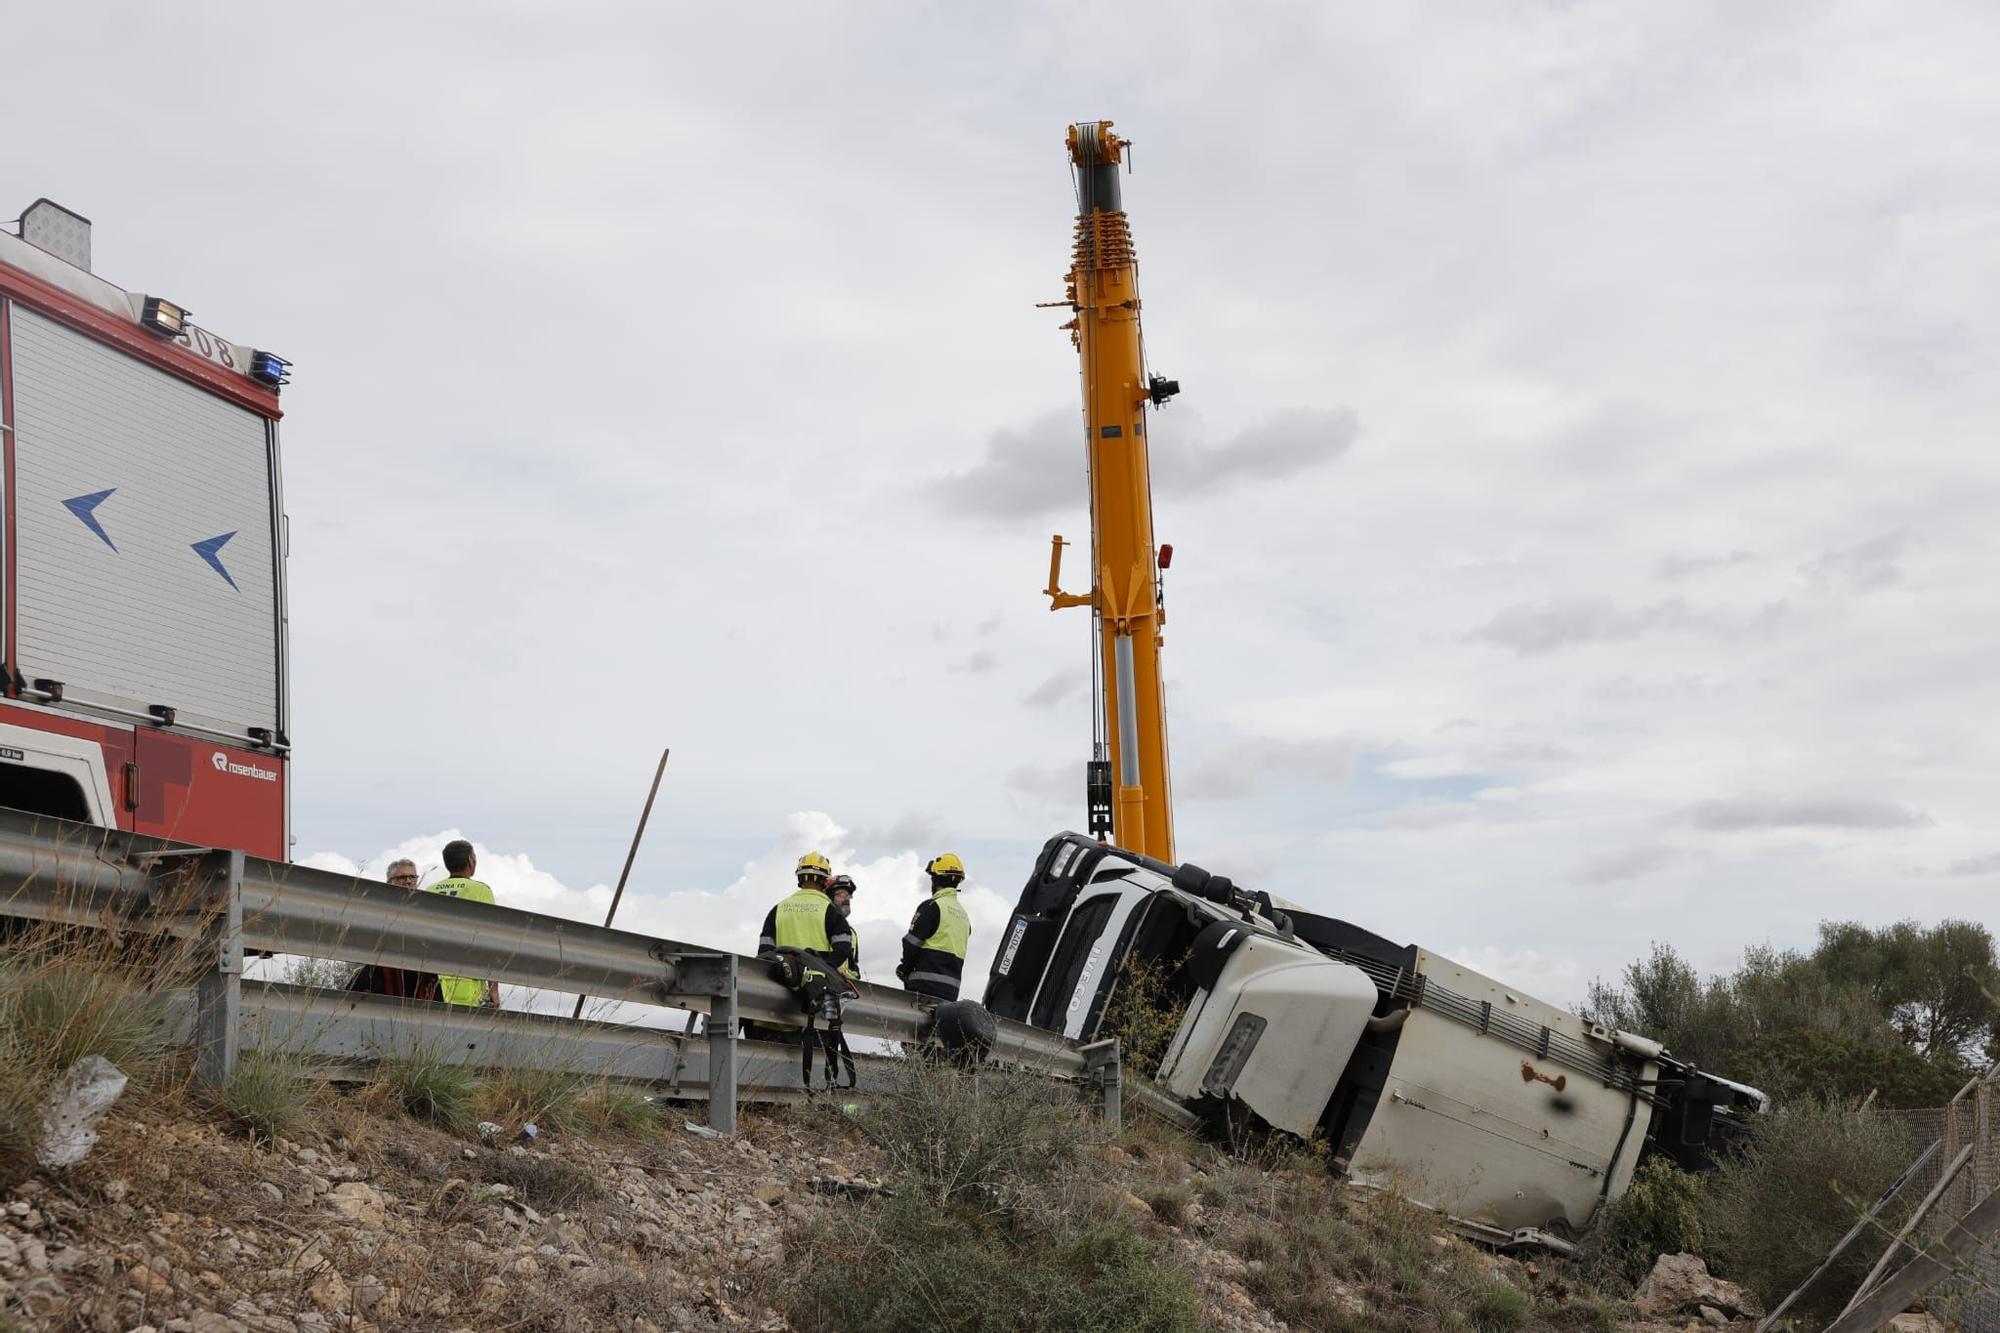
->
[1028, 894, 1119, 1031]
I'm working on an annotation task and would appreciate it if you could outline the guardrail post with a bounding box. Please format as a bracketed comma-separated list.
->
[709, 955, 738, 1135]
[194, 849, 245, 1089]
[1102, 1044, 1123, 1134]
[1081, 1037, 1123, 1134]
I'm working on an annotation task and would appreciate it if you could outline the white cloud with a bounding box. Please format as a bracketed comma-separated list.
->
[1439, 945, 1590, 1011]
[1575, 844, 1682, 886]
[276, 814, 1020, 1011]
[1684, 796, 1932, 833]
[1470, 596, 1692, 656]
[1801, 532, 1911, 594]
[929, 407, 1360, 520]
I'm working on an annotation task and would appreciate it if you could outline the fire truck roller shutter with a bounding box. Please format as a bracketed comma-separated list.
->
[9, 307, 280, 736]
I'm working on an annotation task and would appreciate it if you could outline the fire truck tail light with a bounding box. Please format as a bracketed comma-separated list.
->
[138, 296, 188, 338]
[248, 350, 291, 388]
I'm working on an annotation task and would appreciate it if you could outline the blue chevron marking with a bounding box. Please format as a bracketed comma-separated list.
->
[62, 489, 118, 551]
[192, 531, 240, 591]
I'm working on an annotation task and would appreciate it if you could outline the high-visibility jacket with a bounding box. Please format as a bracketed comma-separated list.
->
[901, 886, 970, 1000]
[759, 886, 853, 973]
[841, 921, 861, 981]
[754, 885, 853, 1035]
[426, 876, 494, 1007]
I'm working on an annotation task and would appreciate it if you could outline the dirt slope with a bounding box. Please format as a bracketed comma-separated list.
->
[0, 1088, 1783, 1333]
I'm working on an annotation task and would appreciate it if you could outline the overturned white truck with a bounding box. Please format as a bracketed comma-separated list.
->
[985, 833, 1766, 1247]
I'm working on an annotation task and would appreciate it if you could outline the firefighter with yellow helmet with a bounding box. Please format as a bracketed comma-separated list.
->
[758, 851, 854, 976]
[747, 852, 855, 1046]
[898, 852, 972, 1000]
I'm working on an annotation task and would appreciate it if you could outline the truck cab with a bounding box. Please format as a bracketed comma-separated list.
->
[987, 832, 1767, 1244]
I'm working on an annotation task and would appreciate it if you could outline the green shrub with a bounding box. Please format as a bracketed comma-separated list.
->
[1585, 1155, 1708, 1287]
[1702, 1098, 1915, 1319]
[781, 1190, 1198, 1332]
[1141, 1181, 1192, 1227]
[0, 958, 172, 1088]
[1472, 1281, 1532, 1331]
[211, 1052, 316, 1141]
[1100, 954, 1190, 1076]
[384, 1052, 478, 1136]
[0, 1037, 45, 1190]
[860, 1059, 1082, 1208]
[777, 1056, 1196, 1331]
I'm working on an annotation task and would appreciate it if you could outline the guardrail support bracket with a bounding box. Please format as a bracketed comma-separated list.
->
[708, 955, 738, 1135]
[1081, 1037, 1123, 1134]
[194, 849, 245, 1089]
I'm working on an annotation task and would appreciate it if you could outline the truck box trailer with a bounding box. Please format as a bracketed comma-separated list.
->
[0, 200, 290, 859]
[987, 832, 1767, 1245]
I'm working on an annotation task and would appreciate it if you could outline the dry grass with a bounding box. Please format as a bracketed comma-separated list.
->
[381, 1049, 479, 1136]
[1, 944, 176, 1088]
[476, 1064, 593, 1135]
[0, 903, 204, 1186]
[208, 1051, 320, 1142]
[1105, 1104, 1627, 1333]
[576, 1084, 657, 1136]
[477, 1148, 601, 1209]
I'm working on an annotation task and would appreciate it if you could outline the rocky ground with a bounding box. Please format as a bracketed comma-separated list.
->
[0, 1085, 1957, 1332]
[0, 1087, 876, 1332]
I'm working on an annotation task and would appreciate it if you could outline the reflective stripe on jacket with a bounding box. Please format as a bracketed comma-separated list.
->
[426, 876, 494, 1006]
[902, 887, 970, 998]
[841, 921, 861, 981]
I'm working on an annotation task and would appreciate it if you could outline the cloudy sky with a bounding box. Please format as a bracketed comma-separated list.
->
[7, 2, 1998, 1005]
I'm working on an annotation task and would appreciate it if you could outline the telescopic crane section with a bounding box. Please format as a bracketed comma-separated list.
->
[1043, 121, 1178, 864]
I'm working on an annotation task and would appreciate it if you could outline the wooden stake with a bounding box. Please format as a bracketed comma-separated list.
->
[570, 747, 670, 1020]
[1824, 1179, 2000, 1333]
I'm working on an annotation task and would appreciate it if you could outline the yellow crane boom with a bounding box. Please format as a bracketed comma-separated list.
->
[1043, 120, 1179, 863]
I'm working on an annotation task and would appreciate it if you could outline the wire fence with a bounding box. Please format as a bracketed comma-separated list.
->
[1879, 1078, 2000, 1329]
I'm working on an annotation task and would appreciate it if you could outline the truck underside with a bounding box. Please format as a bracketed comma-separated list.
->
[986, 832, 1766, 1245]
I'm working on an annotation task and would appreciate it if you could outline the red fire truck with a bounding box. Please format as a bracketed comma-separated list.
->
[0, 200, 290, 859]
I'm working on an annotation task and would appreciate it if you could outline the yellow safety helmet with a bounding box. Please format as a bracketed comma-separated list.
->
[926, 852, 966, 882]
[796, 850, 832, 882]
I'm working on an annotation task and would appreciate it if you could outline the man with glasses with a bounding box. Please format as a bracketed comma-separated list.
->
[347, 857, 440, 999]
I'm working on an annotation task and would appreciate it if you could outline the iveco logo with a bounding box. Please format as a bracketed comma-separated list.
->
[1068, 941, 1106, 1016]
[211, 751, 278, 783]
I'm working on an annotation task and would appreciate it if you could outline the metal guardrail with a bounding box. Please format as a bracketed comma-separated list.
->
[0, 808, 1112, 1133]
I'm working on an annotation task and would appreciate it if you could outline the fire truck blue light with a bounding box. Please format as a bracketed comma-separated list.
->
[248, 351, 291, 388]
